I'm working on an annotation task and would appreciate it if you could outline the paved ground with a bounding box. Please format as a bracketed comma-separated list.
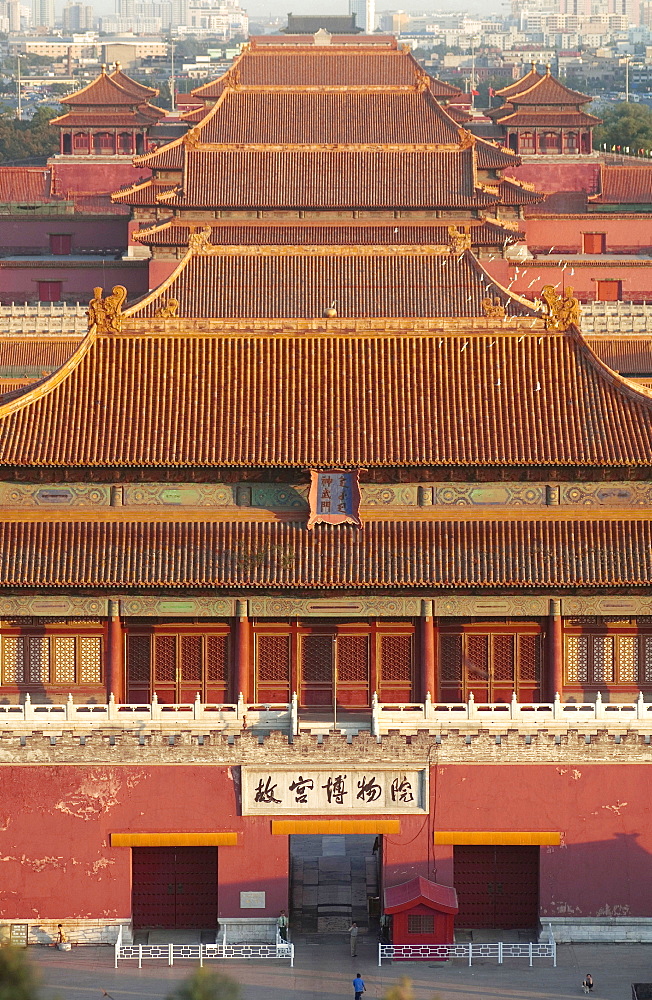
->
[27, 936, 652, 1000]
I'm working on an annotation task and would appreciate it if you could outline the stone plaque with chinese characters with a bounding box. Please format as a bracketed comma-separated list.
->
[241, 768, 427, 815]
[240, 891, 266, 908]
[307, 470, 362, 528]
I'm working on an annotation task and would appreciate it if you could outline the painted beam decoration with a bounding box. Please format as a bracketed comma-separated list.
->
[308, 469, 362, 528]
[241, 767, 427, 815]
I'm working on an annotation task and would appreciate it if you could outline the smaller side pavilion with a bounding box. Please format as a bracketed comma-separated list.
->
[52, 64, 165, 158]
[385, 877, 458, 948]
[489, 65, 600, 156]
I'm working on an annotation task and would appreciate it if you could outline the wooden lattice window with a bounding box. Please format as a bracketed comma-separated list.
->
[518, 634, 541, 682]
[302, 635, 332, 682]
[439, 629, 541, 701]
[407, 914, 434, 935]
[206, 635, 228, 682]
[379, 634, 412, 682]
[257, 634, 291, 683]
[127, 631, 231, 700]
[565, 634, 652, 685]
[127, 635, 151, 684]
[440, 634, 463, 683]
[180, 635, 202, 682]
[155, 635, 177, 682]
[0, 634, 102, 686]
[337, 635, 368, 682]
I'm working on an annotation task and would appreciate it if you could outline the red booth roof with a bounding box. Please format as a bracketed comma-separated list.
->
[384, 877, 458, 915]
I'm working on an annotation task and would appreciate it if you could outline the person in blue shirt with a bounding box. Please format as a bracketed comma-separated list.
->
[353, 974, 366, 1000]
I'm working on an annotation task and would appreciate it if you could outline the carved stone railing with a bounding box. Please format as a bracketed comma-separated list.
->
[2, 692, 652, 738]
[581, 300, 652, 333]
[371, 690, 652, 735]
[0, 692, 292, 733]
[0, 301, 87, 335]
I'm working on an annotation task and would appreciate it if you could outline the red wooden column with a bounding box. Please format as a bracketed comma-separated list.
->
[234, 600, 251, 703]
[549, 598, 563, 701]
[106, 599, 124, 703]
[421, 600, 436, 702]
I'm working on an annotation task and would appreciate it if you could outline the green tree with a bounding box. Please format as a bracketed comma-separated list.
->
[594, 101, 652, 151]
[0, 947, 41, 1000]
[0, 105, 61, 163]
[166, 969, 241, 1000]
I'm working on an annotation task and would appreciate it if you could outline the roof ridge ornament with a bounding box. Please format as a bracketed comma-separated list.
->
[188, 225, 214, 254]
[154, 298, 179, 319]
[540, 284, 581, 330]
[447, 226, 472, 255]
[482, 296, 506, 318]
[184, 125, 201, 149]
[87, 285, 127, 334]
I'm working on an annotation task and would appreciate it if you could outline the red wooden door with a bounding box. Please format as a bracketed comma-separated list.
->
[126, 630, 230, 704]
[454, 846, 539, 929]
[300, 633, 333, 708]
[597, 280, 622, 302]
[439, 627, 542, 703]
[299, 630, 373, 709]
[132, 847, 218, 929]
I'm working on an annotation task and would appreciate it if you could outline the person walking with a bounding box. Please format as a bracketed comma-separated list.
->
[349, 921, 359, 957]
[353, 973, 366, 1000]
[584, 974, 594, 993]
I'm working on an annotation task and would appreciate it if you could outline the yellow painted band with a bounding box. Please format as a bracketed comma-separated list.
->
[272, 820, 400, 835]
[111, 833, 238, 847]
[435, 831, 560, 846]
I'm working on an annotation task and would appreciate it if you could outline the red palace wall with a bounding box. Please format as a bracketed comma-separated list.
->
[49, 158, 150, 199]
[522, 216, 652, 254]
[485, 257, 652, 302]
[2, 763, 652, 924]
[149, 257, 182, 286]
[0, 217, 130, 254]
[0, 259, 149, 304]
[504, 160, 602, 213]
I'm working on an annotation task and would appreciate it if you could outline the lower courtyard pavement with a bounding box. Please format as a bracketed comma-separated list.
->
[28, 938, 652, 1000]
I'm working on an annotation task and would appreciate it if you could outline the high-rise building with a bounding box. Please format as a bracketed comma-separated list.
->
[31, 0, 54, 27]
[62, 1, 94, 31]
[349, 0, 375, 32]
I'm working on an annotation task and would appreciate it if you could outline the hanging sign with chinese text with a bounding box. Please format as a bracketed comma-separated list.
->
[307, 470, 362, 529]
[241, 767, 427, 815]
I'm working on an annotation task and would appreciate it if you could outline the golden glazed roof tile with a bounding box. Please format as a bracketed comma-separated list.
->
[128, 245, 530, 318]
[2, 324, 652, 469]
[159, 146, 497, 210]
[133, 219, 524, 247]
[1, 516, 651, 590]
[176, 87, 465, 147]
[589, 165, 652, 204]
[190, 44, 461, 98]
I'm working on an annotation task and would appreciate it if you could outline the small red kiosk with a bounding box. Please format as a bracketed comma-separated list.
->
[384, 877, 458, 949]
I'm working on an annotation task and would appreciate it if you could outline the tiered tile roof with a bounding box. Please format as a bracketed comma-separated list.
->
[495, 65, 543, 98]
[133, 219, 524, 249]
[51, 65, 165, 131]
[3, 324, 651, 470]
[178, 86, 464, 146]
[140, 146, 499, 211]
[488, 66, 600, 133]
[1, 516, 651, 590]
[589, 165, 652, 205]
[190, 42, 462, 101]
[129, 244, 531, 318]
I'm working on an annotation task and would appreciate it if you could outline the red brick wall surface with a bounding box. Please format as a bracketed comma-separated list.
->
[1, 763, 651, 922]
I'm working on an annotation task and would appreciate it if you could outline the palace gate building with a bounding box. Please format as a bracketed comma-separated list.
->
[1, 35, 652, 947]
